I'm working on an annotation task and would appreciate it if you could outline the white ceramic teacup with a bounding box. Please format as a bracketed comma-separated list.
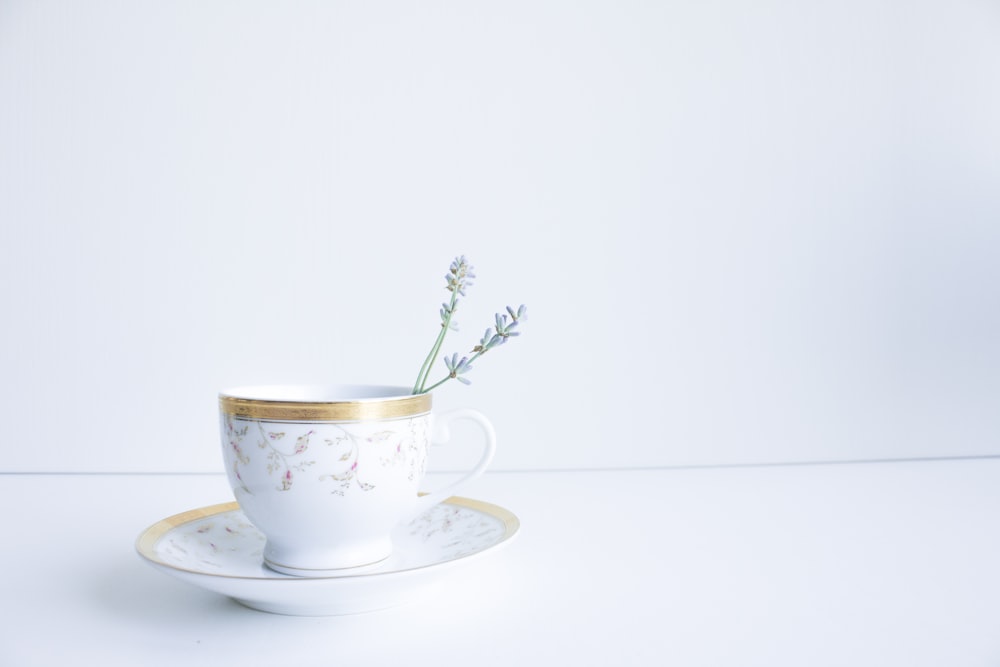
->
[219, 385, 495, 575]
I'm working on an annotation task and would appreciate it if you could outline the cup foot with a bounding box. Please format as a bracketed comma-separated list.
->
[264, 554, 391, 577]
[262, 536, 393, 577]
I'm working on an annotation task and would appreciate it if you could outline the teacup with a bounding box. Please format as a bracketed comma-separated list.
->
[219, 384, 495, 575]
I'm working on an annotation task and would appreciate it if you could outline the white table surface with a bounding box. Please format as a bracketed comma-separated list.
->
[2, 459, 999, 666]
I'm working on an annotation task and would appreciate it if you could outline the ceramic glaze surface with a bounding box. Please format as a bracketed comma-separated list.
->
[218, 386, 496, 574]
[222, 413, 430, 571]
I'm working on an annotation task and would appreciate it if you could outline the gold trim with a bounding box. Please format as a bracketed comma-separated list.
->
[444, 497, 521, 537]
[135, 497, 519, 580]
[219, 393, 432, 421]
[135, 501, 240, 558]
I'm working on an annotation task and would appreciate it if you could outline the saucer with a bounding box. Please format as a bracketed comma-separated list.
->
[136, 496, 519, 616]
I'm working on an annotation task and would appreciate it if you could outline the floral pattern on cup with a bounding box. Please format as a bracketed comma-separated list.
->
[223, 414, 429, 496]
[260, 426, 317, 491]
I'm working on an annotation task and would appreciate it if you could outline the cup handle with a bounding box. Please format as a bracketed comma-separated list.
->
[410, 408, 496, 518]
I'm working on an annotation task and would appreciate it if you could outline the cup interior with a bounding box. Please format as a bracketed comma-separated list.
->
[220, 384, 416, 403]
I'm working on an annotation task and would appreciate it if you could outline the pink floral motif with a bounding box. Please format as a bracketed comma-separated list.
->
[224, 416, 428, 497]
[224, 415, 252, 495]
[319, 424, 424, 496]
[320, 427, 378, 495]
[225, 416, 250, 464]
[257, 425, 316, 492]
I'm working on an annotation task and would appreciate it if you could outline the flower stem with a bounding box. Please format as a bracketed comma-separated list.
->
[412, 290, 459, 394]
[422, 376, 451, 393]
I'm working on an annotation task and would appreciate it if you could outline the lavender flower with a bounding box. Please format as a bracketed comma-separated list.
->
[412, 257, 526, 394]
[445, 255, 475, 296]
[443, 353, 473, 385]
[473, 327, 502, 353]
[440, 302, 459, 331]
[494, 312, 520, 343]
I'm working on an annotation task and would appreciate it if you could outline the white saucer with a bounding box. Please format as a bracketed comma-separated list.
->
[136, 497, 519, 616]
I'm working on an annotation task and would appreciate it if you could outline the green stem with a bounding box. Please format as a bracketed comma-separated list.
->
[422, 376, 452, 393]
[412, 290, 459, 394]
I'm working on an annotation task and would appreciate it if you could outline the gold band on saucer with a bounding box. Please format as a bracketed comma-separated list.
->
[219, 393, 432, 422]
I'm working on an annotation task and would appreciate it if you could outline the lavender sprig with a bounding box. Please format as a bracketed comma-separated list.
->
[414, 259, 526, 393]
[421, 303, 526, 392]
[412, 256, 475, 393]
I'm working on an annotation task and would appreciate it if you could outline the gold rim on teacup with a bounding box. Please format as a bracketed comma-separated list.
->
[219, 385, 432, 422]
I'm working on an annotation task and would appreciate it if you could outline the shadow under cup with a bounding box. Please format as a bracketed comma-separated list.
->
[218, 385, 494, 576]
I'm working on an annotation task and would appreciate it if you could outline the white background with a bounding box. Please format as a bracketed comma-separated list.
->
[1, 0, 998, 473]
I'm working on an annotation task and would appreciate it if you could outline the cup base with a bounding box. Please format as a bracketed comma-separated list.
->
[262, 537, 393, 577]
[264, 554, 391, 577]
